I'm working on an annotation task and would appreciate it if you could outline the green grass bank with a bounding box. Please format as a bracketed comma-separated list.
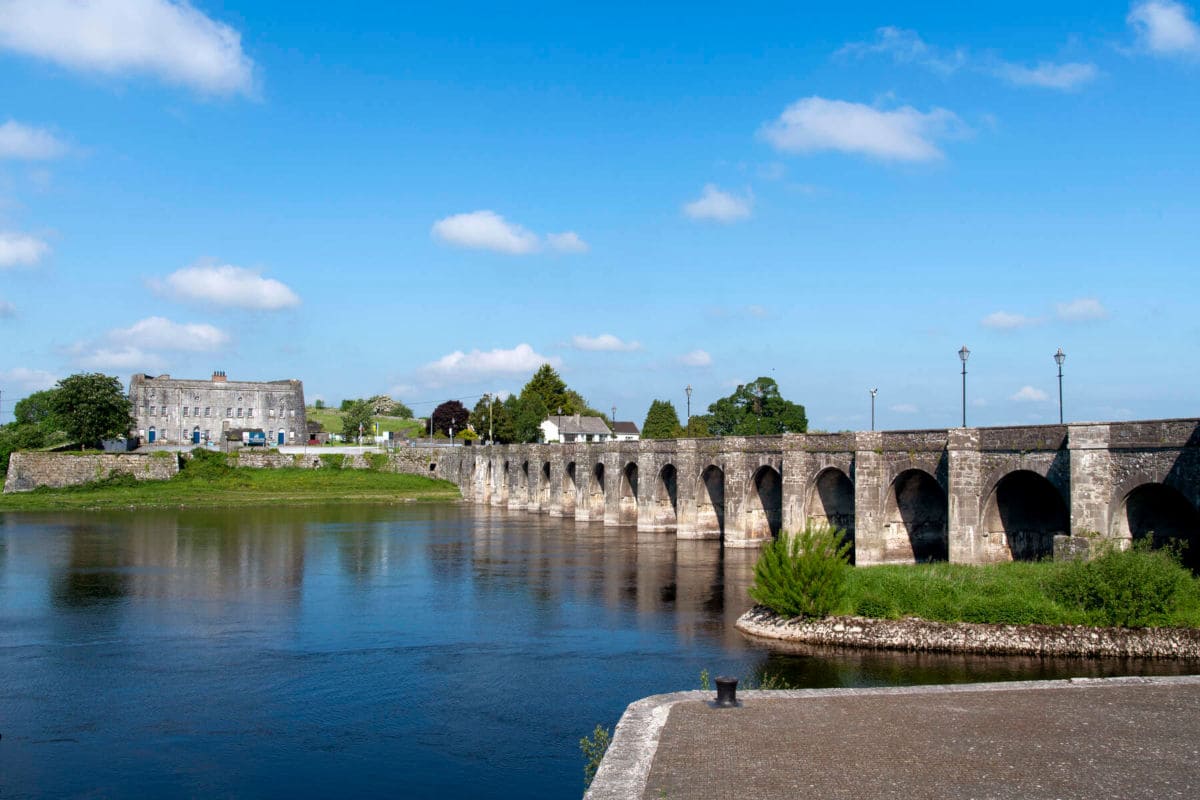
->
[0, 452, 460, 511]
[750, 526, 1200, 629]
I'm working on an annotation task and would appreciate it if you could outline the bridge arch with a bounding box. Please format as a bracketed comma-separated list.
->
[694, 465, 725, 539]
[589, 462, 605, 519]
[562, 461, 577, 517]
[1113, 482, 1200, 573]
[806, 467, 855, 561]
[539, 462, 552, 509]
[745, 465, 783, 541]
[619, 462, 639, 525]
[520, 461, 530, 505]
[981, 470, 1068, 561]
[650, 464, 678, 530]
[884, 469, 947, 562]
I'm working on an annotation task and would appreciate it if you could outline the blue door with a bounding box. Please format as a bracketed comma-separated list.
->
[148, 427, 156, 443]
[278, 430, 285, 445]
[192, 427, 200, 444]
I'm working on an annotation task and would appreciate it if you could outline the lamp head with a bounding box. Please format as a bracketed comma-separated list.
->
[1054, 347, 1066, 367]
[958, 345, 970, 364]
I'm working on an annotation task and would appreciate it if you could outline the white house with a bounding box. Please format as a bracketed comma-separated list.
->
[540, 414, 613, 443]
[611, 421, 641, 441]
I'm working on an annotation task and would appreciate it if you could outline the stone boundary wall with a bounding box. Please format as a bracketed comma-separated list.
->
[3, 452, 180, 493]
[735, 606, 1200, 659]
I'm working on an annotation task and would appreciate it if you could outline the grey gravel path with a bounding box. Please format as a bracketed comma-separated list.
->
[587, 676, 1200, 800]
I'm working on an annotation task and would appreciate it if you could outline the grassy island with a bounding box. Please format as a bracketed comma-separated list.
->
[0, 451, 460, 511]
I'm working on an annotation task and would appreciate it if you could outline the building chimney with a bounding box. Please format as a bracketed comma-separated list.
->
[212, 370, 227, 383]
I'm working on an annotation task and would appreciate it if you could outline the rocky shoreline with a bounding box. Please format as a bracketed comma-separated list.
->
[736, 606, 1200, 659]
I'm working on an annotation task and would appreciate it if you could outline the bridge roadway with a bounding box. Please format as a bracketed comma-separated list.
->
[398, 418, 1200, 566]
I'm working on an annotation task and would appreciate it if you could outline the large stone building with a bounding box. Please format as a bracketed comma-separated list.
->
[129, 371, 307, 446]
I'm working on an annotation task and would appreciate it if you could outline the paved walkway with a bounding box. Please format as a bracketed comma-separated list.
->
[585, 676, 1200, 800]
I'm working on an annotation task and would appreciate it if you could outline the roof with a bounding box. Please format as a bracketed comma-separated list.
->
[544, 415, 612, 435]
[612, 421, 640, 435]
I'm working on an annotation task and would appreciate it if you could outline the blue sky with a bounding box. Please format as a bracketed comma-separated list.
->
[1, 0, 1198, 430]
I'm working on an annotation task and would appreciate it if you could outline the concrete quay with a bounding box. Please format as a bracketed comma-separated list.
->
[585, 675, 1200, 800]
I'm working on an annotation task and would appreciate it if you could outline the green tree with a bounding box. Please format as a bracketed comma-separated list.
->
[390, 400, 414, 419]
[14, 389, 61, 431]
[341, 399, 374, 442]
[701, 377, 807, 436]
[49, 373, 132, 449]
[683, 416, 710, 437]
[470, 393, 514, 443]
[520, 364, 576, 416]
[0, 421, 49, 477]
[511, 394, 548, 443]
[641, 399, 683, 439]
[314, 398, 326, 409]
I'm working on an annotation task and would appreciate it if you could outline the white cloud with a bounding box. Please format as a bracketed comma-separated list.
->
[1128, 1, 1200, 56]
[431, 210, 539, 255]
[0, 230, 50, 268]
[0, 0, 255, 95]
[108, 316, 229, 351]
[0, 120, 68, 159]
[1012, 385, 1049, 402]
[996, 61, 1099, 90]
[419, 343, 560, 383]
[838, 27, 967, 75]
[154, 263, 301, 310]
[0, 366, 58, 392]
[890, 403, 919, 414]
[841, 27, 1097, 92]
[683, 184, 753, 223]
[431, 210, 587, 255]
[545, 231, 589, 253]
[1056, 297, 1109, 322]
[679, 349, 713, 367]
[74, 345, 165, 372]
[68, 315, 230, 372]
[981, 310, 1038, 330]
[0, 299, 15, 318]
[571, 333, 641, 352]
[761, 97, 964, 162]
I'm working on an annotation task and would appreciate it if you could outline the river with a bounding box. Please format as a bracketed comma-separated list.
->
[0, 504, 1191, 798]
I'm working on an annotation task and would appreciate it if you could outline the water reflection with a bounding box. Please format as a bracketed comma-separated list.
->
[2, 504, 1195, 800]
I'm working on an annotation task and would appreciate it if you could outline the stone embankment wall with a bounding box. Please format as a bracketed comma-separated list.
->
[2, 447, 441, 493]
[735, 606, 1200, 659]
[3, 452, 180, 493]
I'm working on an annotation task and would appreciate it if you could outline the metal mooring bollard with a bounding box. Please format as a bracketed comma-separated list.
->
[714, 676, 739, 707]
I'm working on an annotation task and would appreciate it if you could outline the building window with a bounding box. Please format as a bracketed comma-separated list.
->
[150, 406, 156, 416]
[205, 407, 210, 417]
[237, 408, 243, 418]
[226, 407, 233, 417]
[248, 407, 254, 418]
[182, 407, 188, 418]
[269, 409, 275, 418]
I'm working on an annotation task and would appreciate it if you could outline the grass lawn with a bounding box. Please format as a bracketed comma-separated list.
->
[840, 558, 1200, 628]
[306, 408, 425, 438]
[0, 465, 460, 511]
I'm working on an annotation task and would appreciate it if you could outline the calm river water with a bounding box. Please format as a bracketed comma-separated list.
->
[1, 503, 1192, 798]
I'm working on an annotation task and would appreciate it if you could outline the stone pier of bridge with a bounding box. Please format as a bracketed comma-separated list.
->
[397, 419, 1200, 567]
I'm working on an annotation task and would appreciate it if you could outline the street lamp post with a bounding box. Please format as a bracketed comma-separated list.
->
[958, 345, 970, 427]
[489, 392, 494, 445]
[1054, 348, 1066, 424]
[685, 384, 692, 429]
[869, 388, 878, 431]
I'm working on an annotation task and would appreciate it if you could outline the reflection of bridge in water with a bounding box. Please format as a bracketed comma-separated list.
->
[410, 419, 1200, 568]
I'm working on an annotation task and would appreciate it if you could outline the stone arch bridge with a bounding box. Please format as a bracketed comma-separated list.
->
[402, 419, 1200, 568]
